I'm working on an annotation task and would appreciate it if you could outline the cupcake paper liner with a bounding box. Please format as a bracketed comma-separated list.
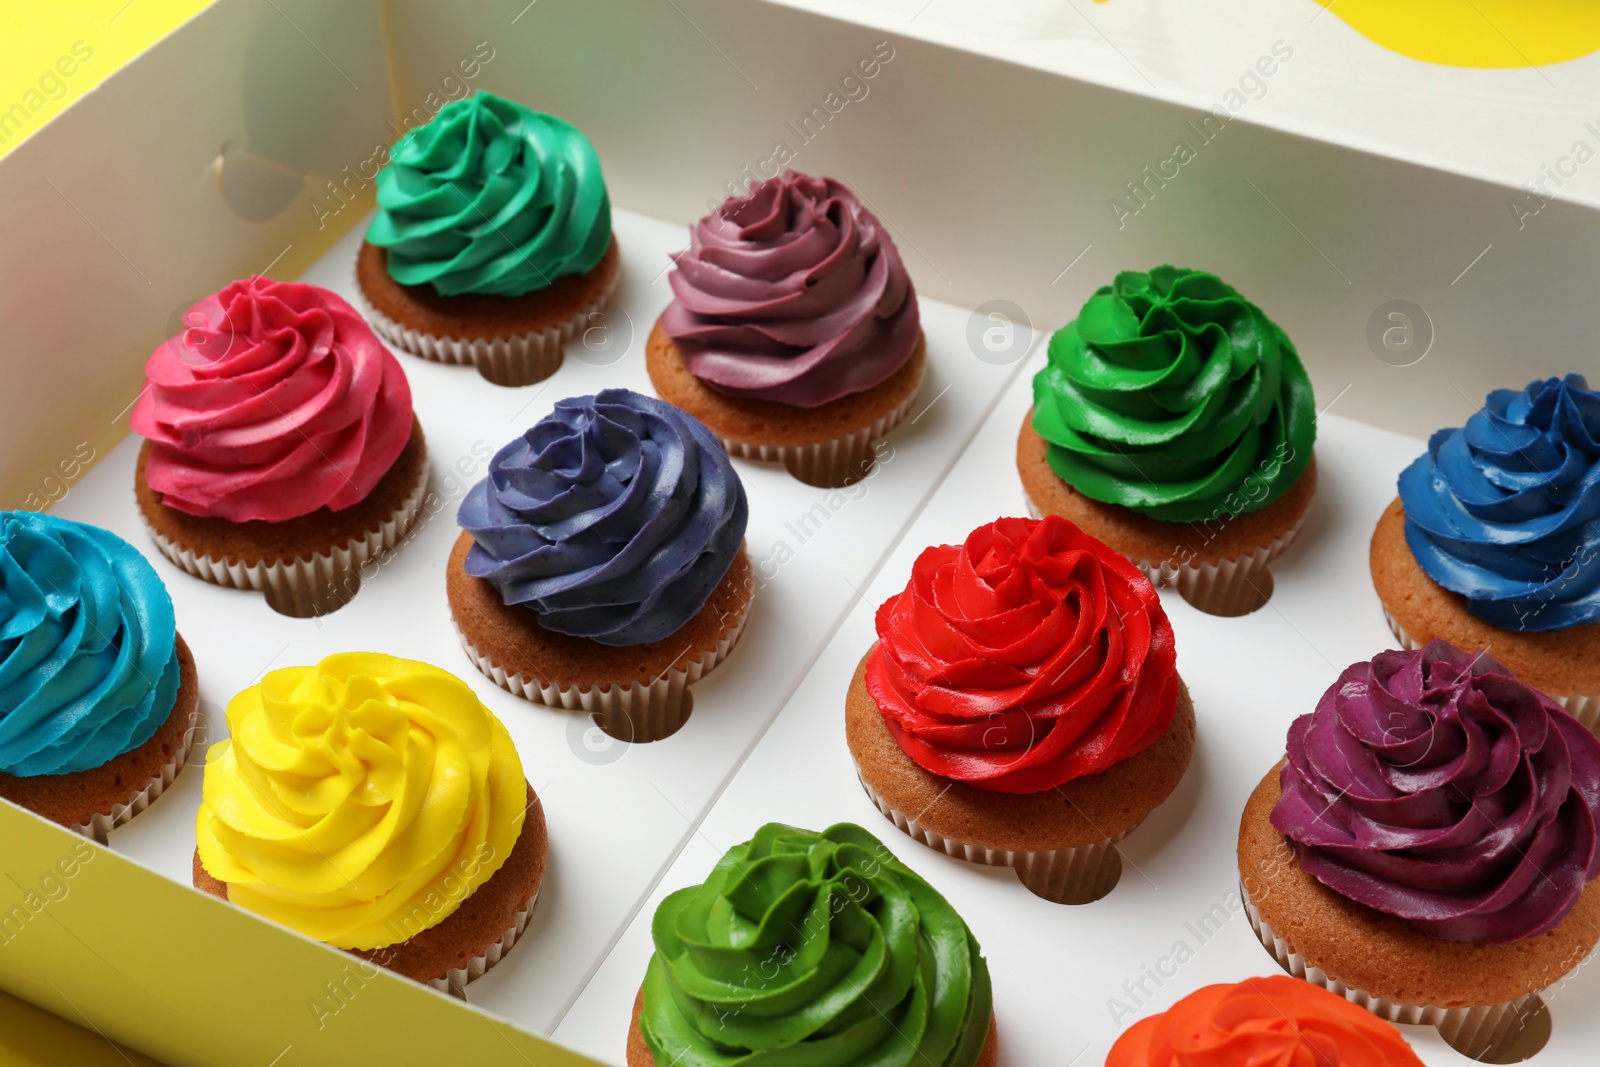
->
[858, 773, 1126, 904]
[1242, 881, 1538, 1060]
[74, 704, 201, 845]
[428, 888, 539, 999]
[720, 368, 923, 489]
[1383, 608, 1600, 733]
[1023, 492, 1304, 617]
[353, 265, 622, 388]
[143, 455, 429, 619]
[452, 594, 751, 744]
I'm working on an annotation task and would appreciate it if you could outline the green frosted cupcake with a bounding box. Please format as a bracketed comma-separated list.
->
[627, 823, 997, 1067]
[1017, 265, 1318, 615]
[354, 90, 621, 386]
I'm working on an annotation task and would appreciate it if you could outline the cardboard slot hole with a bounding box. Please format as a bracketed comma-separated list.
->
[1450, 996, 1551, 1063]
[1173, 566, 1274, 618]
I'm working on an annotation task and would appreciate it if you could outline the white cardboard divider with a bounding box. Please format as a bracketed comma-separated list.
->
[52, 206, 1032, 1038]
[553, 352, 1600, 1067]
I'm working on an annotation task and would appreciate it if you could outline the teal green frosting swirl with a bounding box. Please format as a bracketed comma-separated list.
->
[366, 91, 611, 298]
[1031, 266, 1316, 523]
[642, 823, 993, 1067]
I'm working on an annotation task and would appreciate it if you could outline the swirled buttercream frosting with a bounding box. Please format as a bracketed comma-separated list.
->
[659, 170, 920, 408]
[0, 513, 179, 777]
[458, 389, 747, 647]
[1399, 374, 1600, 632]
[1272, 640, 1600, 943]
[641, 822, 993, 1067]
[196, 653, 526, 951]
[1031, 266, 1316, 523]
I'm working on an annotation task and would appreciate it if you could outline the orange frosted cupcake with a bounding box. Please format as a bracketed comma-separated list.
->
[1108, 976, 1425, 1066]
[194, 654, 546, 995]
[846, 514, 1195, 904]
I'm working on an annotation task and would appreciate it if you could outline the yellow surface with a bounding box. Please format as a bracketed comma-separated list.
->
[0, 986, 165, 1066]
[1317, 0, 1600, 67]
[0, 0, 216, 159]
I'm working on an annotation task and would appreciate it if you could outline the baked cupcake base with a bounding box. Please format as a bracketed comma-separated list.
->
[0, 633, 200, 844]
[356, 239, 622, 387]
[625, 987, 999, 1067]
[1238, 763, 1599, 1059]
[135, 419, 429, 619]
[846, 649, 1196, 904]
[1371, 496, 1600, 731]
[646, 323, 925, 489]
[194, 781, 547, 996]
[447, 531, 753, 743]
[1018, 412, 1317, 617]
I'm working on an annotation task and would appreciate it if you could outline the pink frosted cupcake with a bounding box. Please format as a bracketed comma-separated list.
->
[131, 276, 428, 617]
[647, 171, 925, 488]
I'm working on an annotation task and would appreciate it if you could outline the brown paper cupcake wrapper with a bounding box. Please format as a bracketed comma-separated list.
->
[353, 266, 622, 388]
[858, 773, 1127, 904]
[1023, 492, 1304, 617]
[1383, 608, 1600, 733]
[72, 705, 201, 845]
[143, 456, 428, 619]
[428, 888, 539, 999]
[452, 593, 751, 744]
[719, 367, 923, 489]
[1242, 881, 1536, 1059]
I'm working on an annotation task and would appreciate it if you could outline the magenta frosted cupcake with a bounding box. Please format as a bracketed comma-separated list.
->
[648, 171, 924, 488]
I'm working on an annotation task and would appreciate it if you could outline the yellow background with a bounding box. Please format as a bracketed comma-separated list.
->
[0, 0, 215, 159]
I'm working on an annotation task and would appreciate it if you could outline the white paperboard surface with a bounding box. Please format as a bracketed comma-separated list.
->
[51, 205, 1033, 1038]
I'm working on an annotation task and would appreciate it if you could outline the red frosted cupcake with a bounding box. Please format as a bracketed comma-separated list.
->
[845, 515, 1195, 903]
[131, 277, 428, 617]
[1108, 976, 1425, 1066]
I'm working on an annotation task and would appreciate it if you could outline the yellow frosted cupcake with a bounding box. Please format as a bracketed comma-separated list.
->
[193, 653, 546, 995]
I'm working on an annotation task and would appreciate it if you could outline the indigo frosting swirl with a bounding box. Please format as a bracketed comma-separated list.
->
[1399, 374, 1600, 632]
[0, 513, 179, 777]
[659, 170, 920, 409]
[458, 389, 747, 646]
[1273, 641, 1600, 944]
[641, 822, 993, 1067]
[366, 91, 612, 297]
[866, 516, 1178, 794]
[1109, 976, 1425, 1067]
[1031, 266, 1316, 523]
[130, 277, 413, 523]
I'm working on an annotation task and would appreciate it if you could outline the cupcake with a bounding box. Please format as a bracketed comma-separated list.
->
[0, 513, 199, 842]
[356, 91, 619, 386]
[1108, 975, 1426, 1066]
[1020, 266, 1317, 616]
[649, 170, 924, 488]
[627, 822, 996, 1067]
[1238, 641, 1600, 1059]
[193, 653, 545, 996]
[131, 276, 427, 618]
[450, 389, 751, 743]
[846, 515, 1195, 904]
[1373, 373, 1600, 730]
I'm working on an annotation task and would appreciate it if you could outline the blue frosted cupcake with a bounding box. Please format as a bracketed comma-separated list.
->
[1371, 373, 1600, 729]
[0, 513, 200, 840]
[447, 389, 750, 741]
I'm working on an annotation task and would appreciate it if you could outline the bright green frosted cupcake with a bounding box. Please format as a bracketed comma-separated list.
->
[627, 823, 997, 1067]
[1017, 266, 1318, 616]
[355, 90, 620, 386]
